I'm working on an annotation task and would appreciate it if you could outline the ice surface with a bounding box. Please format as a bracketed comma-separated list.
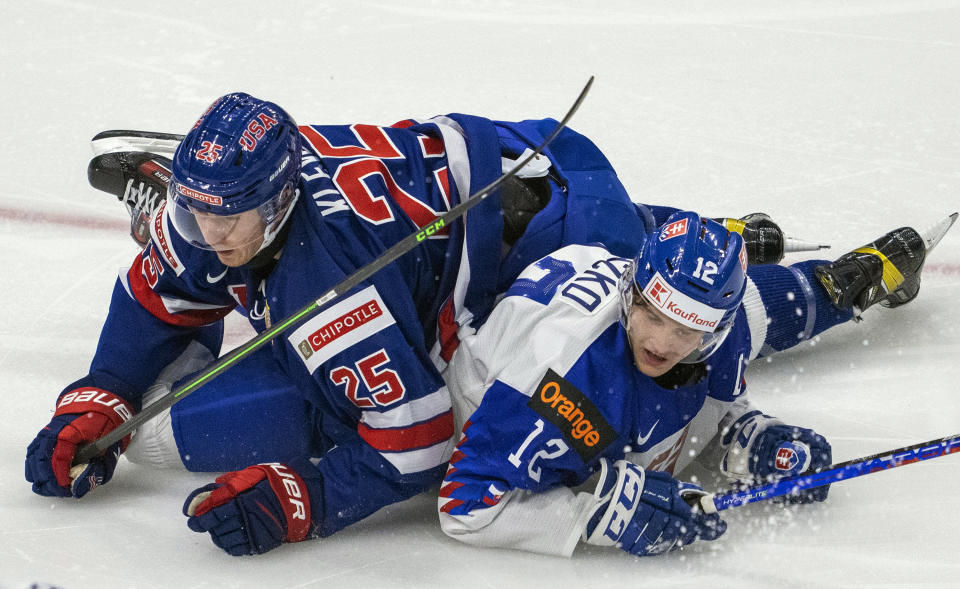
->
[2, 1, 959, 587]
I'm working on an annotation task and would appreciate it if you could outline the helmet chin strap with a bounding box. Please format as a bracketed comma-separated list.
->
[255, 187, 300, 256]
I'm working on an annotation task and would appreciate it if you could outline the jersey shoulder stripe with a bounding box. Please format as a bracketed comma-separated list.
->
[124, 262, 234, 327]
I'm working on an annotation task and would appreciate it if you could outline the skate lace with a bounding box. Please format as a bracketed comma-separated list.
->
[122, 178, 163, 217]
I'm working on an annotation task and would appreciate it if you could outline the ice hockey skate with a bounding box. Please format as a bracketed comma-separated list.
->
[87, 150, 172, 246]
[814, 212, 958, 314]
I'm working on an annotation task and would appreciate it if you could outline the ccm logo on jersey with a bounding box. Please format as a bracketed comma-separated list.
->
[288, 285, 397, 372]
[528, 369, 617, 461]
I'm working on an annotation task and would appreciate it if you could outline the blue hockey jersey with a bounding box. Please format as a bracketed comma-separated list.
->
[438, 243, 759, 556]
[77, 115, 655, 537]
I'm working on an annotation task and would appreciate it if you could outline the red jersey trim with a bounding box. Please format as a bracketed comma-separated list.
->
[357, 410, 454, 452]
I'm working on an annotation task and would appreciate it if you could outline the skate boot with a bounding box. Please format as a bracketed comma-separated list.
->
[814, 213, 957, 314]
[87, 151, 172, 247]
[717, 212, 829, 265]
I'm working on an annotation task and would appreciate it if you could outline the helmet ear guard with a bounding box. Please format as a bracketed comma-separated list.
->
[620, 211, 748, 363]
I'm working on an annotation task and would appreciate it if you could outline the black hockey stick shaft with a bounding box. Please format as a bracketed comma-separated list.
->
[75, 76, 595, 464]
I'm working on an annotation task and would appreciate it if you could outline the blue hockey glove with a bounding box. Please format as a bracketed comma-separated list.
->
[751, 424, 832, 503]
[25, 387, 135, 498]
[721, 413, 832, 504]
[184, 463, 313, 556]
[583, 459, 726, 556]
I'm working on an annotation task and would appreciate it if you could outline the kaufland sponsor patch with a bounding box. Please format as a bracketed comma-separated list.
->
[641, 272, 725, 332]
[659, 218, 688, 241]
[288, 286, 396, 372]
[177, 184, 223, 206]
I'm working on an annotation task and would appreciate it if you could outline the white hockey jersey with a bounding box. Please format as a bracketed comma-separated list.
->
[438, 243, 767, 556]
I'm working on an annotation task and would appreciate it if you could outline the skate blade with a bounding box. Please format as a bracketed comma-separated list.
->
[784, 236, 830, 254]
[91, 129, 184, 157]
[920, 212, 958, 254]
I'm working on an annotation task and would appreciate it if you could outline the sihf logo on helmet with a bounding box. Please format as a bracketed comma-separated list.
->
[239, 112, 279, 152]
[659, 218, 689, 241]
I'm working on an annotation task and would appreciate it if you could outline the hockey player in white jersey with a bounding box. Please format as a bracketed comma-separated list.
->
[437, 210, 954, 557]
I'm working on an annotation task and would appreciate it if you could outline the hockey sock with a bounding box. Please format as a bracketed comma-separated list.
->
[747, 260, 854, 355]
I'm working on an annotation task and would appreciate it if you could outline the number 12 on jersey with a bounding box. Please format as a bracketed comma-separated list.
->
[507, 418, 570, 483]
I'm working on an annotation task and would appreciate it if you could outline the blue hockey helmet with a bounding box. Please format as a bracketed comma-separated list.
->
[619, 211, 748, 363]
[167, 92, 302, 252]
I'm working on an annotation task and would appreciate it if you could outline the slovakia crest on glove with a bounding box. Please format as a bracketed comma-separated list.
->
[774, 441, 810, 474]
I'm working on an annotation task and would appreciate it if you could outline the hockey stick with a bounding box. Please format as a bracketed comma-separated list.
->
[75, 76, 595, 463]
[700, 431, 960, 513]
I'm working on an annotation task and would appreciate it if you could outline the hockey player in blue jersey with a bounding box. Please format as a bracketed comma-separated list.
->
[25, 89, 946, 557]
[437, 210, 951, 557]
[23, 91, 682, 556]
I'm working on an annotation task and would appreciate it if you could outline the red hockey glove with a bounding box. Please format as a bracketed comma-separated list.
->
[183, 463, 313, 556]
[25, 387, 134, 498]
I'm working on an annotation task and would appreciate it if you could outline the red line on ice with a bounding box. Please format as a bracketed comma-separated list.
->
[0, 206, 128, 232]
[923, 262, 960, 276]
[2, 205, 959, 275]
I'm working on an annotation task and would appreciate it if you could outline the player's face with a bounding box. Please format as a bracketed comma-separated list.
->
[193, 209, 265, 267]
[626, 297, 705, 377]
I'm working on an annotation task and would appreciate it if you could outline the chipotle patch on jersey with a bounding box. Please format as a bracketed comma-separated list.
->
[528, 369, 617, 461]
[287, 285, 396, 373]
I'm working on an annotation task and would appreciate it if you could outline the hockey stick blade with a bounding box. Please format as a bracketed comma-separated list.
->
[75, 76, 595, 464]
[698, 431, 960, 513]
